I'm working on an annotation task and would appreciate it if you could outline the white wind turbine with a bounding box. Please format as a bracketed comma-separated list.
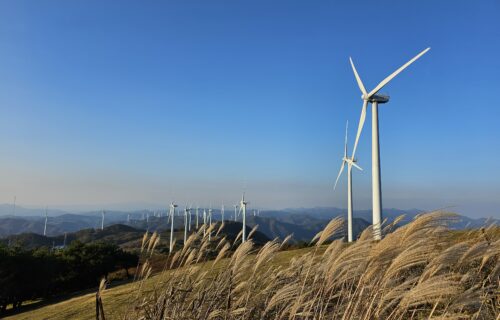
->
[334, 121, 363, 243]
[208, 207, 213, 240]
[43, 207, 48, 236]
[203, 208, 207, 236]
[195, 206, 199, 229]
[101, 210, 105, 230]
[239, 194, 248, 243]
[169, 202, 178, 253]
[183, 207, 189, 245]
[349, 47, 430, 240]
[233, 204, 238, 221]
[221, 202, 225, 222]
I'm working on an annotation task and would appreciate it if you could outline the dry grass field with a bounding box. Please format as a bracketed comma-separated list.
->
[5, 212, 500, 320]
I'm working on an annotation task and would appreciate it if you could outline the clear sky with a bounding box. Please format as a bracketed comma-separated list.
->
[0, 1, 499, 218]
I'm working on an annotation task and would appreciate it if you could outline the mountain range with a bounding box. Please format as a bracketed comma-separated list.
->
[0, 204, 497, 243]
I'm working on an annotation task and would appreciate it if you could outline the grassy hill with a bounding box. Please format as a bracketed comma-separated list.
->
[3, 246, 314, 320]
[3, 213, 499, 320]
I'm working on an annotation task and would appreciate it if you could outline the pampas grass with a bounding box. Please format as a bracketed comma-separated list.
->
[119, 212, 499, 320]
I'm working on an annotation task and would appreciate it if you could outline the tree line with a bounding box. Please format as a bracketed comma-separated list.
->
[0, 241, 138, 313]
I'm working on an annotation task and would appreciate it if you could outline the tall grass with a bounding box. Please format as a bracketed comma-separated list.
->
[121, 212, 499, 319]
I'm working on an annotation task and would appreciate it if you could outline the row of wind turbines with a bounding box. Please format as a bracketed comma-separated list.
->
[167, 194, 250, 253]
[334, 47, 430, 242]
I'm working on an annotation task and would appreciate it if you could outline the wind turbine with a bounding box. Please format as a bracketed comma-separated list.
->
[334, 121, 363, 243]
[188, 206, 192, 231]
[169, 202, 177, 253]
[195, 206, 199, 229]
[221, 202, 225, 222]
[208, 207, 213, 241]
[203, 208, 207, 236]
[349, 47, 430, 240]
[239, 194, 248, 243]
[184, 207, 189, 245]
[43, 207, 48, 236]
[101, 210, 105, 230]
[233, 204, 238, 221]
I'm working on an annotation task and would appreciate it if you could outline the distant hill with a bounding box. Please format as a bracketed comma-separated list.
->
[243, 215, 370, 243]
[0, 205, 496, 241]
[0, 222, 271, 250]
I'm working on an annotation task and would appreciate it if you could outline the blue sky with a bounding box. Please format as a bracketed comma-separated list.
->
[0, 1, 499, 217]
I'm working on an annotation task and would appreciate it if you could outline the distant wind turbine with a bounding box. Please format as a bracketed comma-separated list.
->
[184, 207, 188, 245]
[169, 202, 177, 253]
[208, 207, 213, 241]
[334, 121, 363, 243]
[239, 194, 248, 243]
[195, 206, 199, 229]
[203, 208, 207, 236]
[349, 47, 430, 240]
[101, 210, 105, 230]
[169, 202, 178, 253]
[233, 204, 238, 221]
[221, 202, 225, 222]
[43, 206, 48, 236]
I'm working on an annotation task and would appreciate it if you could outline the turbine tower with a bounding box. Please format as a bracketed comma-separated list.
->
[349, 47, 430, 240]
[183, 207, 189, 245]
[208, 207, 213, 241]
[233, 204, 238, 221]
[169, 202, 177, 253]
[334, 121, 363, 242]
[195, 206, 199, 229]
[203, 208, 207, 236]
[43, 207, 48, 236]
[239, 194, 248, 243]
[101, 210, 105, 230]
[221, 202, 225, 222]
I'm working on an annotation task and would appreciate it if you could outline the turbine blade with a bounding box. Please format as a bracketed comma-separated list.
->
[352, 162, 363, 171]
[349, 57, 367, 95]
[351, 100, 367, 159]
[344, 120, 348, 158]
[333, 161, 346, 191]
[367, 47, 430, 98]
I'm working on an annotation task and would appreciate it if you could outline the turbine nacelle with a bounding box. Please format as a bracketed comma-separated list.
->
[368, 94, 390, 104]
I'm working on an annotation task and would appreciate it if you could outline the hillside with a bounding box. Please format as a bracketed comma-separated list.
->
[2, 246, 314, 320]
[4, 213, 499, 320]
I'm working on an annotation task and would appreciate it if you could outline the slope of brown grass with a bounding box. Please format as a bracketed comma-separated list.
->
[6, 212, 500, 320]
